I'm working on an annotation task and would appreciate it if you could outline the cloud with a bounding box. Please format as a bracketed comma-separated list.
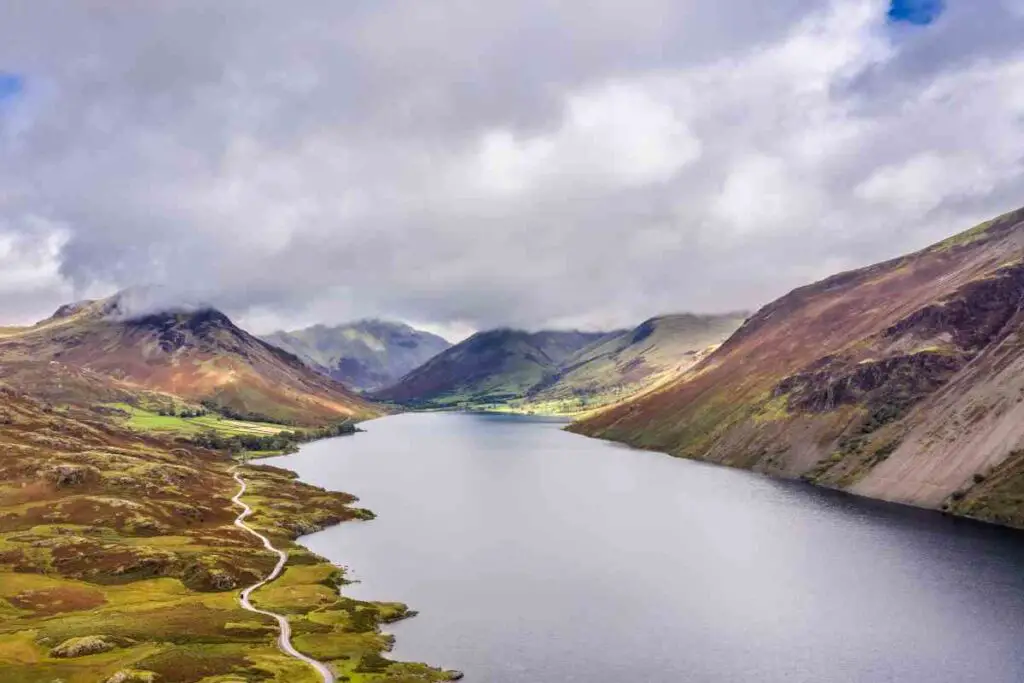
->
[0, 0, 1021, 333]
[471, 82, 702, 195]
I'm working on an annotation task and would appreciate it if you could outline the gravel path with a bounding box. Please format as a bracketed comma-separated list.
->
[231, 468, 335, 683]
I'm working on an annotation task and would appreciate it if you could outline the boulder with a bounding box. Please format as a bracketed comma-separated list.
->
[50, 635, 115, 658]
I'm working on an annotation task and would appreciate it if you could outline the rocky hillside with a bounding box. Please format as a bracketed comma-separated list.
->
[0, 292, 382, 426]
[529, 313, 746, 412]
[572, 206, 1024, 528]
[374, 329, 611, 408]
[263, 320, 451, 393]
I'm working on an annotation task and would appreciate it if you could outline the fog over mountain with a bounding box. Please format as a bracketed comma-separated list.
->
[0, 1, 1022, 333]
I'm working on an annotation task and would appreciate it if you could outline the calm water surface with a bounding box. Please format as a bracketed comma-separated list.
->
[266, 412, 1024, 682]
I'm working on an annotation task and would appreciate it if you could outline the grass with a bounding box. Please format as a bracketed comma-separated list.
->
[751, 393, 790, 424]
[932, 219, 996, 252]
[948, 448, 1024, 528]
[0, 393, 454, 682]
[107, 403, 289, 438]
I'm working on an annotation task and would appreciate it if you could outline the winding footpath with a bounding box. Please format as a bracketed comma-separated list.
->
[231, 468, 336, 683]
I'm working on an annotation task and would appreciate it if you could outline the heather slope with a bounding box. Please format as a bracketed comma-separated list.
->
[0, 387, 451, 682]
[0, 293, 382, 426]
[263, 320, 451, 393]
[572, 206, 1024, 528]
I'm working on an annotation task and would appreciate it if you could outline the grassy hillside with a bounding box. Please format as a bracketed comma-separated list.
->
[572, 205, 1024, 529]
[375, 317, 745, 415]
[0, 293, 383, 427]
[525, 314, 746, 414]
[263, 320, 451, 393]
[374, 330, 610, 409]
[0, 387, 453, 682]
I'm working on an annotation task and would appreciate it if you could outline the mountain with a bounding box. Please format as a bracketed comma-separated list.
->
[0, 292, 382, 425]
[528, 313, 747, 412]
[571, 206, 1024, 528]
[374, 329, 612, 408]
[262, 320, 451, 393]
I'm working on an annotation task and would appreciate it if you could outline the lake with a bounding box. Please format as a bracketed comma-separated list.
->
[265, 412, 1024, 682]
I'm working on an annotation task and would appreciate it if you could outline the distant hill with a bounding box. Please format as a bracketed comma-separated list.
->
[373, 329, 612, 408]
[528, 313, 747, 412]
[0, 292, 382, 425]
[571, 206, 1024, 528]
[262, 320, 451, 393]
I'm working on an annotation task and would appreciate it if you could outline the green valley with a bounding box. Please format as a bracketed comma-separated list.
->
[373, 315, 744, 415]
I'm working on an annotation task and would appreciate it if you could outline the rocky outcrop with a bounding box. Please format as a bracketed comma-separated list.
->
[51, 635, 117, 658]
[105, 670, 157, 683]
[776, 351, 968, 414]
[45, 464, 101, 489]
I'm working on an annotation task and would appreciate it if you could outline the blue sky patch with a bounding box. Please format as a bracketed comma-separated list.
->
[0, 73, 24, 101]
[888, 0, 946, 25]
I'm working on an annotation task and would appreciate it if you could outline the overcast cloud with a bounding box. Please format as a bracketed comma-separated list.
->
[0, 0, 1022, 338]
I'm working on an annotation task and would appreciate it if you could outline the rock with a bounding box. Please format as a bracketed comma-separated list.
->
[50, 635, 116, 658]
[105, 670, 157, 683]
[207, 569, 237, 590]
[447, 671, 465, 680]
[45, 464, 100, 488]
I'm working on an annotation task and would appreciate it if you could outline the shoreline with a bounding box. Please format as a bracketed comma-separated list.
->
[241, 438, 462, 683]
[0, 401, 456, 682]
[231, 468, 336, 683]
[567, 427, 1024, 535]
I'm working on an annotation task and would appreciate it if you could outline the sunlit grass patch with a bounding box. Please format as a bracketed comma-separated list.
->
[107, 403, 289, 438]
[0, 631, 41, 666]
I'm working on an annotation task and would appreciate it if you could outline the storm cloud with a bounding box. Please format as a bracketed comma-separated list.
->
[0, 0, 1022, 336]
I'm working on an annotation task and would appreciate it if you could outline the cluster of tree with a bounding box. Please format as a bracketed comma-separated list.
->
[199, 400, 291, 425]
[156, 406, 208, 418]
[189, 419, 358, 455]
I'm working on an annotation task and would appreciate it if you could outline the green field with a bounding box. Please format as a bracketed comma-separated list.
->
[107, 404, 290, 438]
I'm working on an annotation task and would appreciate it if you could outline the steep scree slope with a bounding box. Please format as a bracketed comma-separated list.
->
[572, 206, 1024, 528]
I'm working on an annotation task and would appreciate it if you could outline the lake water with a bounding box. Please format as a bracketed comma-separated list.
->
[265, 412, 1024, 682]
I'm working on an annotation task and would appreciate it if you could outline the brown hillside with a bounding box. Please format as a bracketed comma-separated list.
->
[0, 293, 382, 425]
[572, 206, 1024, 528]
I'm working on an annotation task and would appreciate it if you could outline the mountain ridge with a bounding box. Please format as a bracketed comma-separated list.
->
[262, 319, 451, 393]
[0, 292, 382, 425]
[374, 315, 745, 413]
[571, 205, 1024, 527]
[525, 313, 747, 413]
[373, 328, 613, 408]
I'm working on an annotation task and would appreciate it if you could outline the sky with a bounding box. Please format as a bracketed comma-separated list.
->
[0, 1, 1022, 340]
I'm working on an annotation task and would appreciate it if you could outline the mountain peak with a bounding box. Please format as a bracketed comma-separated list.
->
[4, 291, 380, 425]
[261, 319, 453, 393]
[98, 287, 219, 323]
